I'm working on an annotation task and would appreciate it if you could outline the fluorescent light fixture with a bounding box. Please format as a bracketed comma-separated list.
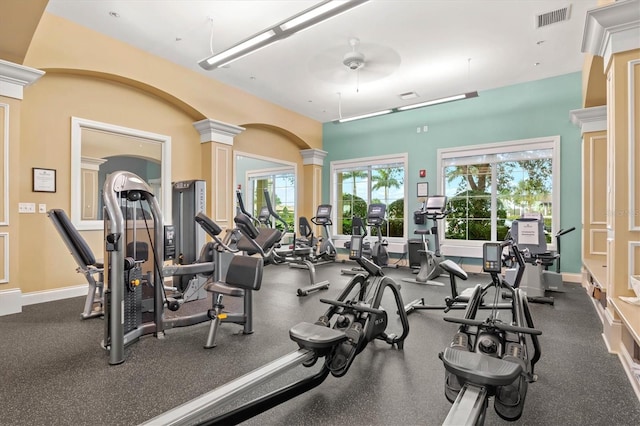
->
[199, 30, 277, 69]
[397, 92, 477, 111]
[199, 0, 369, 70]
[336, 91, 478, 123]
[280, 0, 368, 32]
[338, 109, 393, 123]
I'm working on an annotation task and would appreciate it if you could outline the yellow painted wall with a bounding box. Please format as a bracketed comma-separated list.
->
[10, 11, 323, 295]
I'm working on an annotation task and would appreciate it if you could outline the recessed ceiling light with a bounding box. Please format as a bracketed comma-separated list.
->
[175, 37, 182, 42]
[109, 11, 120, 18]
[399, 91, 419, 100]
[534, 62, 541, 66]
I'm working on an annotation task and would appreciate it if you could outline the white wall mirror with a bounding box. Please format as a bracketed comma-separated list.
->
[71, 117, 172, 230]
[234, 151, 296, 232]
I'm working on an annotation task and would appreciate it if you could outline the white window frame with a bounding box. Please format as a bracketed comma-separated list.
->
[330, 153, 408, 253]
[246, 166, 297, 229]
[437, 136, 560, 258]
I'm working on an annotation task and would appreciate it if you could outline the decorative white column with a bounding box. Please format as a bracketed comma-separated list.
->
[193, 119, 245, 229]
[300, 148, 327, 228]
[0, 60, 44, 316]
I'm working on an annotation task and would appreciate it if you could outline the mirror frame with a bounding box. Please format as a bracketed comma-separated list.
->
[71, 116, 172, 230]
[234, 150, 297, 226]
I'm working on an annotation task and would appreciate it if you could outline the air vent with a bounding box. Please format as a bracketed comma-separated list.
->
[536, 4, 571, 28]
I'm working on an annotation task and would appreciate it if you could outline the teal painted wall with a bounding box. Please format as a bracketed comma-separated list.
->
[322, 72, 583, 273]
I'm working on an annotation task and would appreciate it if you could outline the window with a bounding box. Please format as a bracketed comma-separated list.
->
[438, 137, 560, 251]
[331, 154, 407, 239]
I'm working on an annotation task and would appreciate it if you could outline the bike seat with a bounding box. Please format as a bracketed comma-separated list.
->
[440, 259, 468, 280]
[289, 322, 347, 350]
[440, 347, 522, 387]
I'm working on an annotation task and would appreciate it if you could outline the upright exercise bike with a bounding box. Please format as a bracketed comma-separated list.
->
[439, 240, 542, 425]
[403, 195, 449, 286]
[310, 204, 337, 262]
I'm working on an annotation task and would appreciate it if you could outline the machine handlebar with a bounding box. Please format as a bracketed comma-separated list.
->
[263, 189, 289, 233]
[557, 226, 576, 237]
[319, 298, 386, 316]
[443, 316, 542, 336]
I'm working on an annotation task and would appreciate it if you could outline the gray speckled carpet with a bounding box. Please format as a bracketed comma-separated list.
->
[1, 262, 639, 425]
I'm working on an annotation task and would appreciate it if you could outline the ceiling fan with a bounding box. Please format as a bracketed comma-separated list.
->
[308, 38, 401, 89]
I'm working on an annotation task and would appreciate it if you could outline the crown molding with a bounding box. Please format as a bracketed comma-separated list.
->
[0, 59, 45, 100]
[193, 118, 245, 145]
[300, 148, 328, 166]
[582, 0, 640, 70]
[570, 106, 608, 133]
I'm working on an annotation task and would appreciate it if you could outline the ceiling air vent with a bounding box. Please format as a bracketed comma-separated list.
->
[536, 4, 572, 28]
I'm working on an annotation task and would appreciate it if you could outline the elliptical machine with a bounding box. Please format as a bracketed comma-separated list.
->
[369, 203, 397, 269]
[402, 195, 449, 286]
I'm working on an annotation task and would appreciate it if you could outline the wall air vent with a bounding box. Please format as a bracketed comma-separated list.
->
[536, 4, 572, 28]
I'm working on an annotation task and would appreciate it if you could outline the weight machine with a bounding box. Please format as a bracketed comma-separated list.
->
[102, 171, 221, 365]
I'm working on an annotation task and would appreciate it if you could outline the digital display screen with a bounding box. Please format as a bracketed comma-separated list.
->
[426, 196, 446, 210]
[351, 236, 361, 251]
[318, 206, 329, 215]
[485, 246, 498, 262]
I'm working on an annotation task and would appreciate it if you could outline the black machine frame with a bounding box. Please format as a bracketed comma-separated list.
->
[141, 232, 410, 425]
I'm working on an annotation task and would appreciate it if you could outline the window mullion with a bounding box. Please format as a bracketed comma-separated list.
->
[491, 162, 497, 241]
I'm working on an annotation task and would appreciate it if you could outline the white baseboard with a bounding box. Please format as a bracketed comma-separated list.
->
[22, 284, 89, 307]
[602, 307, 622, 354]
[0, 288, 22, 316]
[618, 343, 640, 403]
[562, 272, 582, 283]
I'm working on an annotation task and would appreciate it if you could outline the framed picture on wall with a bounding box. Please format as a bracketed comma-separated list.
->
[417, 182, 429, 197]
[33, 167, 56, 193]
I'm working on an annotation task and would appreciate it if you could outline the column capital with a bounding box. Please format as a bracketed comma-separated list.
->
[570, 106, 607, 133]
[193, 118, 245, 145]
[0, 59, 45, 100]
[581, 0, 640, 70]
[300, 148, 327, 166]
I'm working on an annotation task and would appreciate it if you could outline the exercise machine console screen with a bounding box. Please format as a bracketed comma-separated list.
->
[349, 234, 363, 260]
[483, 242, 502, 273]
[426, 195, 447, 212]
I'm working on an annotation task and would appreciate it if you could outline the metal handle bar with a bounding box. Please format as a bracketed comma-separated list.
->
[443, 316, 542, 335]
[557, 226, 576, 237]
[319, 298, 385, 316]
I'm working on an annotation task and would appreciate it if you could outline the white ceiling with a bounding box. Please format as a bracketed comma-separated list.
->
[45, 0, 598, 123]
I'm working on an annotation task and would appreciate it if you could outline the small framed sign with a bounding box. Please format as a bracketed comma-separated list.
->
[417, 181, 429, 197]
[33, 168, 56, 193]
